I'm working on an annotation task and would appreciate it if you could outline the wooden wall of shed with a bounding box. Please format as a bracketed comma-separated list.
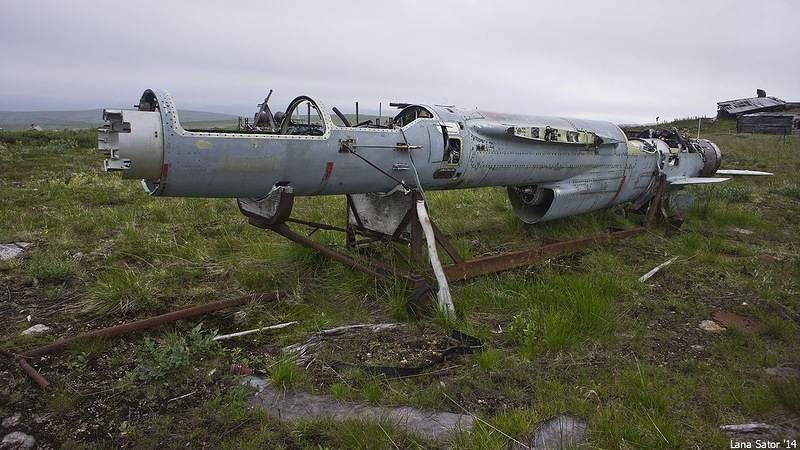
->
[737, 115, 800, 135]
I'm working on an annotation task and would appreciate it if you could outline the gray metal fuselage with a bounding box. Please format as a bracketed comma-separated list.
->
[100, 89, 723, 223]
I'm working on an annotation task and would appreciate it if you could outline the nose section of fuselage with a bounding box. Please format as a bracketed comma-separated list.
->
[98, 108, 165, 180]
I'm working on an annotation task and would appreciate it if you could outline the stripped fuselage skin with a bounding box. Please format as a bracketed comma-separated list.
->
[99, 89, 723, 223]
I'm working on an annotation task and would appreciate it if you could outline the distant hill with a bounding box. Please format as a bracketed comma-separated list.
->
[0, 109, 240, 130]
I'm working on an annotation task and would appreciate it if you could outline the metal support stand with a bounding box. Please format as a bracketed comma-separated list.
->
[238, 182, 670, 288]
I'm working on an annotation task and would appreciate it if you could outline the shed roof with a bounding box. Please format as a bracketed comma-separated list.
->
[717, 96, 786, 116]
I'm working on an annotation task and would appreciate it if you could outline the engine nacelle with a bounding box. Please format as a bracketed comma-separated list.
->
[508, 184, 623, 224]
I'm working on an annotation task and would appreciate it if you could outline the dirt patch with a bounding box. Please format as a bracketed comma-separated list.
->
[284, 323, 474, 385]
[712, 311, 764, 332]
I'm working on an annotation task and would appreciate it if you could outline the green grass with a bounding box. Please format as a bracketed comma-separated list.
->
[126, 323, 220, 382]
[769, 377, 800, 414]
[508, 272, 621, 357]
[1, 122, 799, 449]
[25, 250, 81, 285]
[269, 353, 303, 388]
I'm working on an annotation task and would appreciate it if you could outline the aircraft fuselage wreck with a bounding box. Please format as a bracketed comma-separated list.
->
[98, 89, 730, 306]
[99, 89, 723, 224]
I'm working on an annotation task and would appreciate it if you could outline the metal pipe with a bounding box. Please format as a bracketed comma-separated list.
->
[21, 292, 282, 358]
[16, 356, 51, 389]
[0, 348, 51, 390]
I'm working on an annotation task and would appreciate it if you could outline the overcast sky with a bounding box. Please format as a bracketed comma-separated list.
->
[2, 0, 797, 124]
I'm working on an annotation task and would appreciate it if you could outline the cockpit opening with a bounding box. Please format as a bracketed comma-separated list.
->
[184, 90, 435, 135]
[393, 105, 434, 127]
[279, 96, 326, 136]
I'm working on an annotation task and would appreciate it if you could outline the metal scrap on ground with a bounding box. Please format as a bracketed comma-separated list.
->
[638, 256, 679, 282]
[212, 321, 298, 341]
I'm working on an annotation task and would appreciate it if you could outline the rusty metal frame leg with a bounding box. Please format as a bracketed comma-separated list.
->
[345, 195, 359, 248]
[264, 222, 384, 279]
[244, 188, 419, 281]
[430, 221, 465, 264]
[410, 192, 423, 266]
[644, 174, 667, 228]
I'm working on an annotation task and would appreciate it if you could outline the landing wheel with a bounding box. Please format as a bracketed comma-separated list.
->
[407, 284, 437, 320]
[665, 215, 684, 237]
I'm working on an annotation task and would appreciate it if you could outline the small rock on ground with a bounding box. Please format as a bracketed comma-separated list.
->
[20, 324, 50, 335]
[249, 386, 473, 441]
[699, 320, 725, 332]
[0, 243, 31, 261]
[765, 366, 800, 377]
[1, 414, 21, 428]
[1, 431, 36, 449]
[511, 415, 588, 450]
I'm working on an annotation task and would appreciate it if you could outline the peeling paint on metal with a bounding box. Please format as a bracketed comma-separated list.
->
[223, 155, 276, 173]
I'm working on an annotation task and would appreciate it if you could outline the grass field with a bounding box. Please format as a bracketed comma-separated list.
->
[0, 121, 798, 449]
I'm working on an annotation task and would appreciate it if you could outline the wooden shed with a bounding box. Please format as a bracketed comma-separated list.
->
[737, 112, 800, 135]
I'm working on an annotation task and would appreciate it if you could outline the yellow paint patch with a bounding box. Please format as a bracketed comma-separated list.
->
[195, 139, 213, 149]
[223, 155, 276, 173]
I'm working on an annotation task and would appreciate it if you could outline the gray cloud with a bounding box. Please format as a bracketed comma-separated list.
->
[2, 0, 797, 124]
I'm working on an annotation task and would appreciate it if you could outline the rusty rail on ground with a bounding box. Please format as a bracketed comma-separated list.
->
[2, 291, 282, 390]
[442, 227, 645, 281]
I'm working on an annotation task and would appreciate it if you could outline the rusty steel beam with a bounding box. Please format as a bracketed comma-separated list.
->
[0, 348, 51, 390]
[21, 292, 281, 358]
[265, 222, 383, 279]
[16, 356, 52, 390]
[442, 228, 645, 281]
[431, 220, 465, 264]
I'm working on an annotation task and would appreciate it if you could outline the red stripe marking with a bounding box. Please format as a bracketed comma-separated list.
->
[608, 172, 626, 205]
[160, 163, 169, 181]
[321, 161, 334, 183]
